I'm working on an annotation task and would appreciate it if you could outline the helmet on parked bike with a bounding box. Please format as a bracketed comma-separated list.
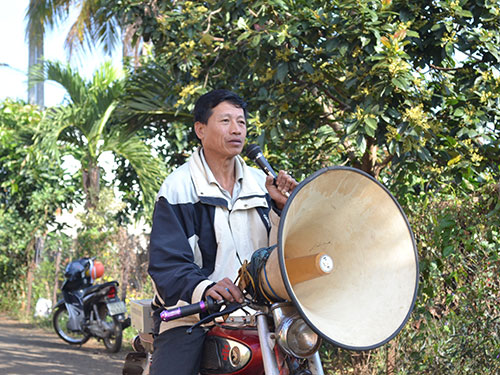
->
[90, 261, 104, 280]
[63, 260, 89, 291]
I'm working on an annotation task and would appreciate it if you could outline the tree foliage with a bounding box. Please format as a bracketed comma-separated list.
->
[393, 176, 500, 374]
[0, 100, 75, 294]
[31, 60, 167, 217]
[114, 0, 498, 182]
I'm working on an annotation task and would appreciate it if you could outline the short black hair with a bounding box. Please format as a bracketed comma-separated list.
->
[193, 89, 248, 124]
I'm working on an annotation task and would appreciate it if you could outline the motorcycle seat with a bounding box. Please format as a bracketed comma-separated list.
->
[83, 281, 119, 297]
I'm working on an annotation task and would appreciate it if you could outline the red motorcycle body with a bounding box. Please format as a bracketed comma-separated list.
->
[201, 324, 264, 375]
[124, 318, 293, 375]
[200, 323, 289, 375]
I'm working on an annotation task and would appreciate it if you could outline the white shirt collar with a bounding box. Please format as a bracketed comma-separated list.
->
[199, 148, 243, 203]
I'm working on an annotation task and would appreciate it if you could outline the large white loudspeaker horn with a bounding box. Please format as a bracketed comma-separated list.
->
[261, 166, 419, 351]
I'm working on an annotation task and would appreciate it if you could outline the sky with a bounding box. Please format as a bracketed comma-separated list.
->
[0, 0, 121, 107]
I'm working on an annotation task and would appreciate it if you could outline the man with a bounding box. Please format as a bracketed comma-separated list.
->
[148, 89, 297, 375]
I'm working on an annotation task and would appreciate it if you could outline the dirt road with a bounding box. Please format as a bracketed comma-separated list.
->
[0, 314, 128, 375]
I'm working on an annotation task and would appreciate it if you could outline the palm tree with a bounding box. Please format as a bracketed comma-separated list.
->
[32, 60, 166, 212]
[25, 0, 125, 106]
[26, 0, 122, 55]
[25, 0, 53, 106]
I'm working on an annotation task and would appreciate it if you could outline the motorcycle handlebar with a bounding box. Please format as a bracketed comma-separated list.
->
[160, 296, 220, 322]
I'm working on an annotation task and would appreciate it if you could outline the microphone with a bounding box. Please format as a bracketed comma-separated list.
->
[245, 144, 277, 178]
[245, 144, 289, 197]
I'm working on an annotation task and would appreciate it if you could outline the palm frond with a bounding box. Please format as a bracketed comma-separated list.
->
[91, 61, 124, 91]
[117, 63, 193, 133]
[90, 6, 121, 56]
[32, 105, 77, 161]
[30, 60, 88, 105]
[103, 128, 167, 215]
[87, 101, 117, 154]
[64, 0, 121, 57]
[31, 60, 126, 142]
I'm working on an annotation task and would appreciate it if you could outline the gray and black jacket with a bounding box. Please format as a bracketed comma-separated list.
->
[148, 148, 280, 333]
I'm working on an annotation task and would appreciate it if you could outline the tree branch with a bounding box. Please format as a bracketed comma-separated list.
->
[293, 76, 351, 111]
[316, 82, 352, 111]
[429, 64, 464, 71]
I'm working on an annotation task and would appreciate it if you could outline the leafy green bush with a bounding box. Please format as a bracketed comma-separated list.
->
[394, 178, 500, 374]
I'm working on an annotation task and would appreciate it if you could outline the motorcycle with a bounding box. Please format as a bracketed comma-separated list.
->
[53, 257, 130, 353]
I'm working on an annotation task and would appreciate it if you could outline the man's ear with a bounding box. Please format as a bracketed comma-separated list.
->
[194, 121, 206, 141]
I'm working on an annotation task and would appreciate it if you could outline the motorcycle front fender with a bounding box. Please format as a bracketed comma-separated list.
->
[54, 299, 66, 310]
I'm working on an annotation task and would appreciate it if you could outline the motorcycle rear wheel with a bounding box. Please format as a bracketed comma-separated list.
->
[53, 305, 91, 345]
[102, 315, 123, 353]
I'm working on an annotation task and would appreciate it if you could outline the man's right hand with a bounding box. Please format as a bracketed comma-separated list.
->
[266, 170, 298, 210]
[205, 277, 244, 303]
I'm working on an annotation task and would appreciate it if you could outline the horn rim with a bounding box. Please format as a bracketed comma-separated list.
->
[277, 166, 419, 351]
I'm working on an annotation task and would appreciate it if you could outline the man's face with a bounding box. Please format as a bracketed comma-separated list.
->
[195, 101, 247, 160]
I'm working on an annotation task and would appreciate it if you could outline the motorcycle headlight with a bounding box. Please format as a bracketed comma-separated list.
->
[273, 303, 321, 358]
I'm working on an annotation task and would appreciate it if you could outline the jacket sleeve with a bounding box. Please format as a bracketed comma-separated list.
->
[148, 197, 211, 307]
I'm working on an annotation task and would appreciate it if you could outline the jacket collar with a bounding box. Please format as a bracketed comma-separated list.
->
[189, 148, 268, 210]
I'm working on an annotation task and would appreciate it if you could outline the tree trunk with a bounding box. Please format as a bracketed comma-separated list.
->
[35, 235, 44, 265]
[82, 161, 100, 209]
[26, 266, 35, 317]
[386, 340, 397, 375]
[26, 235, 45, 316]
[351, 351, 373, 375]
[360, 137, 378, 178]
[25, 240, 36, 317]
[27, 3, 44, 108]
[118, 227, 133, 301]
[352, 136, 394, 179]
[52, 243, 62, 306]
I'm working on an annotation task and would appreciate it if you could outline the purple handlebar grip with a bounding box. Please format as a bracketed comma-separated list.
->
[160, 301, 207, 322]
[160, 308, 181, 321]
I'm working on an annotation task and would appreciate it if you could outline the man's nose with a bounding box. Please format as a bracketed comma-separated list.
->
[229, 119, 241, 133]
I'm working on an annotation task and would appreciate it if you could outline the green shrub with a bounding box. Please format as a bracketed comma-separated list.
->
[395, 180, 500, 374]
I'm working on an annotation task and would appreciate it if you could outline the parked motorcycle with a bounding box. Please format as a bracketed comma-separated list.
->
[53, 257, 130, 353]
[123, 166, 419, 374]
